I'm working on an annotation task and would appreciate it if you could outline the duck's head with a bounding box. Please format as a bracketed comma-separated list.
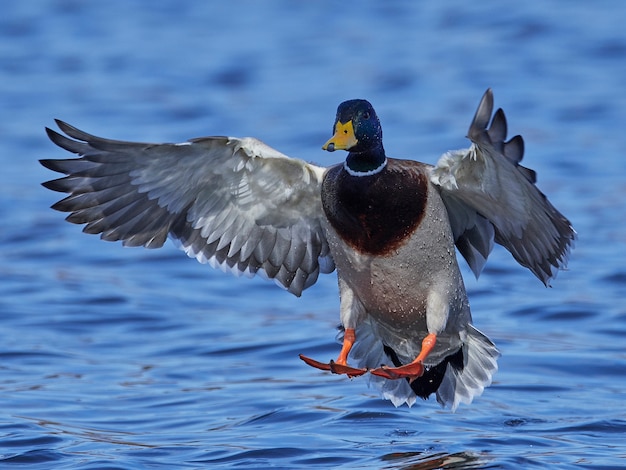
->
[323, 99, 386, 174]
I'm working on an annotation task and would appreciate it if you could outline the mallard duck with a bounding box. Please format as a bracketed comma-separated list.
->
[40, 89, 575, 410]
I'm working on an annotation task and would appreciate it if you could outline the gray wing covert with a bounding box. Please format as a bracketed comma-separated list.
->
[41, 121, 334, 296]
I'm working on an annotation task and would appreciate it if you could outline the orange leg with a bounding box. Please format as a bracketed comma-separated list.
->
[370, 333, 437, 381]
[336, 327, 356, 365]
[299, 327, 368, 378]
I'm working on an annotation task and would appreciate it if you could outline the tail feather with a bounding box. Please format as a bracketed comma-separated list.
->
[436, 324, 500, 411]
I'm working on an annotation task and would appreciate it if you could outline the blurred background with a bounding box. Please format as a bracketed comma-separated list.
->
[0, 1, 624, 468]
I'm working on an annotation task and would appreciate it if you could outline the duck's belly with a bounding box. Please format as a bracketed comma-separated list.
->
[329, 230, 469, 367]
[331, 226, 465, 327]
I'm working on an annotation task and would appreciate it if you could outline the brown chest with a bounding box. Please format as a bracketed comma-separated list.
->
[321, 161, 429, 256]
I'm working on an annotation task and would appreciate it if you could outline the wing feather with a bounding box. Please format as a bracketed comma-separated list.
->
[431, 89, 576, 285]
[42, 121, 334, 296]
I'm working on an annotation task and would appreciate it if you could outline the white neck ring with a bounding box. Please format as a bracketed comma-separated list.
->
[343, 158, 387, 177]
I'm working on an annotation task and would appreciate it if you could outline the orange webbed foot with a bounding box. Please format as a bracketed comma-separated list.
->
[299, 327, 367, 378]
[370, 333, 437, 381]
[370, 361, 424, 380]
[299, 354, 368, 378]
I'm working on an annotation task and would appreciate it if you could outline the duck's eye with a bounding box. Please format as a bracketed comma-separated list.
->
[362, 111, 370, 120]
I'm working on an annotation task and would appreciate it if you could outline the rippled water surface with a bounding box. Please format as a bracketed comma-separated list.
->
[2, 1, 625, 468]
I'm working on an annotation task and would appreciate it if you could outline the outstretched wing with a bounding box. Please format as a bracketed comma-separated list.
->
[41, 120, 334, 296]
[430, 89, 576, 285]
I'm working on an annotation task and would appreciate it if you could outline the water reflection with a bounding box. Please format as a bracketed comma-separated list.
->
[380, 450, 487, 470]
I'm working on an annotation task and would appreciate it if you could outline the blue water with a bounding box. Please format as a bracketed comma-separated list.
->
[1, 1, 625, 468]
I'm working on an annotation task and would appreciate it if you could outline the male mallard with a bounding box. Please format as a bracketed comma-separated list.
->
[41, 90, 575, 410]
